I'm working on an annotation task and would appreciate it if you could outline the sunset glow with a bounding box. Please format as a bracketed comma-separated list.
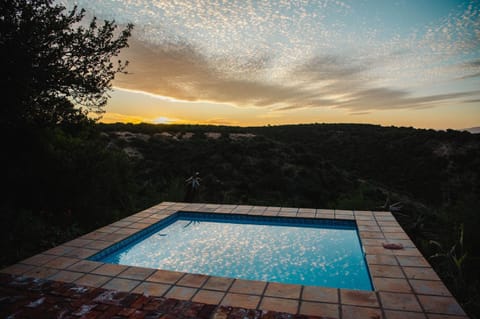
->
[64, 0, 480, 129]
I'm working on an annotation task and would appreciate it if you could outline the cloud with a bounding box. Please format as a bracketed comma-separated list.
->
[114, 36, 480, 113]
[88, 0, 480, 114]
[349, 112, 371, 116]
[292, 55, 369, 82]
[201, 118, 242, 126]
[114, 38, 324, 108]
[466, 59, 480, 67]
[463, 98, 480, 103]
[459, 72, 480, 80]
[457, 58, 480, 79]
[341, 88, 478, 111]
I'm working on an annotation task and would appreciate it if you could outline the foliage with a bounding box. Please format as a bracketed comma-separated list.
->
[429, 225, 479, 315]
[0, 0, 133, 128]
[1, 125, 138, 267]
[1, 0, 135, 267]
[430, 225, 468, 293]
[0, 206, 83, 265]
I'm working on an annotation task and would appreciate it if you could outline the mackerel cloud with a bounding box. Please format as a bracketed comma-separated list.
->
[66, 0, 480, 112]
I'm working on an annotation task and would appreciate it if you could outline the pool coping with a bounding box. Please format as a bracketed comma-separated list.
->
[1, 202, 469, 318]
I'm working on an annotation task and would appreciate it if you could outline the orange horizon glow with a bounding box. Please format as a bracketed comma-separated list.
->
[96, 88, 479, 131]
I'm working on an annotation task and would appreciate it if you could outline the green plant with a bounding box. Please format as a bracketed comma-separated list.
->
[429, 224, 468, 298]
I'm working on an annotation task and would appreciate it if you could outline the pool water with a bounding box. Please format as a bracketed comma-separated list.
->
[91, 213, 372, 290]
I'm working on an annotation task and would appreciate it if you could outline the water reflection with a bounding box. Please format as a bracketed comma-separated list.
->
[101, 218, 371, 290]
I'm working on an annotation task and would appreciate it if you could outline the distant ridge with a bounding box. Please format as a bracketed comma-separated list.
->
[463, 127, 480, 134]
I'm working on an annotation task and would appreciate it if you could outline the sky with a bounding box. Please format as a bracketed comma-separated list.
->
[63, 0, 480, 129]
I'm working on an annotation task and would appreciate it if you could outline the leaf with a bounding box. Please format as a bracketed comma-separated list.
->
[429, 252, 447, 260]
[429, 240, 443, 250]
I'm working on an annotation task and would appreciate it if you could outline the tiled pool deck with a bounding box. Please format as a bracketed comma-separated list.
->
[1, 202, 469, 318]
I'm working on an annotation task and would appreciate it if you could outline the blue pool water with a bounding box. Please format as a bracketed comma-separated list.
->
[90, 212, 372, 290]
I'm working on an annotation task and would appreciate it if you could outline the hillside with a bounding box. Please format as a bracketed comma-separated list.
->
[100, 123, 479, 209]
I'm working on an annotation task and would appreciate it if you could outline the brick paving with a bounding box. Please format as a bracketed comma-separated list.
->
[0, 202, 470, 318]
[0, 274, 320, 319]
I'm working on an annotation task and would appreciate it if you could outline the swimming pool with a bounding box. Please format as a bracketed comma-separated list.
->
[90, 212, 372, 290]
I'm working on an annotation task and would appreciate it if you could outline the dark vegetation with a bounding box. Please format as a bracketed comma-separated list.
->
[1, 1, 479, 318]
[1, 0, 133, 271]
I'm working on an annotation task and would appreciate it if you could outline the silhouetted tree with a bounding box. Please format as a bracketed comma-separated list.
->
[0, 0, 133, 129]
[0, 1, 137, 268]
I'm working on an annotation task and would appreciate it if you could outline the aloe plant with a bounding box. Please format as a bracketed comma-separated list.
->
[429, 224, 468, 297]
